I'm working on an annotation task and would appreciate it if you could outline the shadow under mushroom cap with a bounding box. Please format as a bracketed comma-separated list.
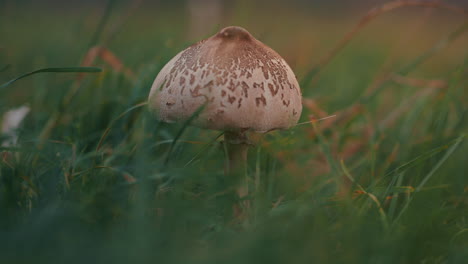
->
[148, 26, 302, 133]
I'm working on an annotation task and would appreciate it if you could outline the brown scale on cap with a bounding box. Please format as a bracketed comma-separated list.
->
[148, 26, 302, 133]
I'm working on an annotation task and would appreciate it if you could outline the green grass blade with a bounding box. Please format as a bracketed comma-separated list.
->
[384, 136, 464, 178]
[184, 132, 224, 167]
[164, 104, 207, 166]
[95, 101, 148, 152]
[312, 122, 340, 176]
[0, 67, 102, 90]
[415, 134, 465, 191]
[388, 172, 404, 221]
[392, 134, 465, 224]
[341, 159, 389, 230]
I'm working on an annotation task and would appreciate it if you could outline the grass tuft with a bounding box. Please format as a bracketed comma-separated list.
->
[1, 1, 467, 263]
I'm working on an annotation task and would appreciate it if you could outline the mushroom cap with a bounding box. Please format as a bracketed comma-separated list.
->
[148, 26, 302, 133]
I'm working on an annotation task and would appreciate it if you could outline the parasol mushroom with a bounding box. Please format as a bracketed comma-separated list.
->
[148, 26, 302, 216]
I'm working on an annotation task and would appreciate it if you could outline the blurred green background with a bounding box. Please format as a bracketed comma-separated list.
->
[1, 0, 467, 263]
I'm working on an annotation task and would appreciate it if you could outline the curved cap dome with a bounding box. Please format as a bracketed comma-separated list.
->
[148, 26, 302, 133]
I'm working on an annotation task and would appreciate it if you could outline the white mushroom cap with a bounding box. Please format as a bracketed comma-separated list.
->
[148, 26, 302, 133]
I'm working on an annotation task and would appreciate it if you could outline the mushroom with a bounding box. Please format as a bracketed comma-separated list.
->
[148, 26, 302, 215]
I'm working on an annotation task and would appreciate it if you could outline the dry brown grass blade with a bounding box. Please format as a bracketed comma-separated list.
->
[302, 98, 334, 128]
[303, 98, 329, 117]
[307, 0, 468, 86]
[98, 47, 135, 78]
[303, 98, 368, 161]
[1, 151, 14, 169]
[298, 100, 371, 182]
[340, 140, 367, 160]
[302, 99, 331, 129]
[332, 123, 373, 165]
[315, 104, 364, 133]
[65, 46, 133, 106]
[81, 46, 135, 79]
[272, 195, 285, 209]
[303, 57, 448, 167]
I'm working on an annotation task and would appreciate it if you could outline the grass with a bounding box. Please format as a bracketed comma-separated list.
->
[1, 1, 467, 263]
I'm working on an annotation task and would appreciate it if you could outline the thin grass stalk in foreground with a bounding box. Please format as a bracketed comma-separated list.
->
[0, 67, 102, 90]
[301, 0, 468, 88]
[294, 115, 337, 127]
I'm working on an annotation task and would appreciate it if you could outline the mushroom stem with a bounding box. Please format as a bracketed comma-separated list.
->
[224, 131, 250, 218]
